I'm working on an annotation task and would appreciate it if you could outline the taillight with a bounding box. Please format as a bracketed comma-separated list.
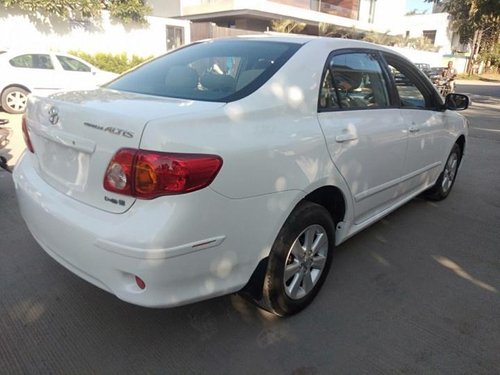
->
[103, 148, 223, 199]
[22, 115, 34, 153]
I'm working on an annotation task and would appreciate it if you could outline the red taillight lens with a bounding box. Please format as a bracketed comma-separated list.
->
[103, 148, 223, 199]
[22, 115, 34, 153]
[103, 149, 134, 196]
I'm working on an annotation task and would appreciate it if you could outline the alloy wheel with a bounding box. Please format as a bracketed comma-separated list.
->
[6, 91, 27, 113]
[442, 152, 458, 193]
[283, 224, 328, 300]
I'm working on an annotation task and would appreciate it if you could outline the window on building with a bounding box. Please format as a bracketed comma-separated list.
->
[319, 0, 360, 19]
[166, 26, 185, 51]
[422, 30, 437, 44]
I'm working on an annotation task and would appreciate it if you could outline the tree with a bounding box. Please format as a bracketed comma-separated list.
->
[0, 0, 151, 24]
[270, 19, 306, 34]
[319, 24, 439, 52]
[426, 0, 500, 73]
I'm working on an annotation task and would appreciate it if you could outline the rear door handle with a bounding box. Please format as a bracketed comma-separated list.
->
[335, 133, 358, 143]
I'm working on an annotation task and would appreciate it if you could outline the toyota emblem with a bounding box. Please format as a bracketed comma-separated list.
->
[48, 107, 59, 125]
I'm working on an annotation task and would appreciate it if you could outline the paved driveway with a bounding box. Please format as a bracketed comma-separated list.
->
[1, 82, 499, 374]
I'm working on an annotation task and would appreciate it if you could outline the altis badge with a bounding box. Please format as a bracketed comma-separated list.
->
[84, 122, 134, 138]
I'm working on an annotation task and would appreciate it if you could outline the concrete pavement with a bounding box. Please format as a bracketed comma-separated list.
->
[1, 81, 499, 374]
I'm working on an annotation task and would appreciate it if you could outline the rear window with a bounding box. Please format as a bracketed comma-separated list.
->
[107, 40, 302, 102]
[57, 55, 91, 72]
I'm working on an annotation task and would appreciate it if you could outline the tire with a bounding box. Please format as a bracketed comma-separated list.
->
[1, 86, 29, 114]
[425, 143, 461, 201]
[262, 201, 335, 316]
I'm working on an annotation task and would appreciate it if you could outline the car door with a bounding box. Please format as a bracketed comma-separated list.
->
[8, 53, 60, 94]
[54, 54, 97, 90]
[383, 53, 449, 196]
[317, 50, 408, 224]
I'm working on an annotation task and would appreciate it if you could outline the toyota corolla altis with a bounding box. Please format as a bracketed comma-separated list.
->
[14, 36, 469, 316]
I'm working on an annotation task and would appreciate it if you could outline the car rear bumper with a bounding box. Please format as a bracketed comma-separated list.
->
[13, 152, 297, 308]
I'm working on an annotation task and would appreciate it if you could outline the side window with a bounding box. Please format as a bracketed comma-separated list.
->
[10, 54, 35, 68]
[388, 64, 426, 108]
[10, 54, 54, 69]
[384, 54, 435, 109]
[319, 52, 390, 110]
[56, 55, 91, 72]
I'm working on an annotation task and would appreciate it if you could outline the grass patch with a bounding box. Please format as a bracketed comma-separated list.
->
[458, 73, 500, 82]
[69, 51, 154, 74]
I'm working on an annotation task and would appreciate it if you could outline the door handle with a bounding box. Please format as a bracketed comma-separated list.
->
[335, 133, 358, 143]
[409, 126, 420, 133]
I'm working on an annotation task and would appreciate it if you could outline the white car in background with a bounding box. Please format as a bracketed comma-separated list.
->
[14, 36, 469, 316]
[0, 50, 117, 114]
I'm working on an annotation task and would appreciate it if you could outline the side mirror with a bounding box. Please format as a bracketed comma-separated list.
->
[445, 93, 469, 111]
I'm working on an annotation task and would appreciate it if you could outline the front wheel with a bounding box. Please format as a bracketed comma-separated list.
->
[425, 143, 461, 201]
[262, 201, 335, 316]
[1, 86, 29, 114]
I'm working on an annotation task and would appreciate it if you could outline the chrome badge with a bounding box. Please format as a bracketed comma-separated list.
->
[48, 107, 59, 125]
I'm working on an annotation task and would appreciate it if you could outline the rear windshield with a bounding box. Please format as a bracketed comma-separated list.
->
[106, 40, 302, 102]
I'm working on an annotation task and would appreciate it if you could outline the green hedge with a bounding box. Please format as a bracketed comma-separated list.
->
[68, 51, 154, 74]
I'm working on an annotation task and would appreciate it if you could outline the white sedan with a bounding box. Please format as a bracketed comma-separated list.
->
[0, 50, 117, 114]
[14, 36, 469, 316]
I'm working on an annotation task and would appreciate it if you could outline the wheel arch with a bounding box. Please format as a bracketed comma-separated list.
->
[1, 84, 32, 98]
[1, 84, 32, 113]
[456, 134, 466, 162]
[240, 185, 347, 301]
[303, 185, 346, 227]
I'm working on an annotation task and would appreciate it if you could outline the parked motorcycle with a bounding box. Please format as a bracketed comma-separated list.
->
[0, 118, 13, 173]
[432, 77, 454, 97]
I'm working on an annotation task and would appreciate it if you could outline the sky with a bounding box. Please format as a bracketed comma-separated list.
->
[406, 0, 434, 13]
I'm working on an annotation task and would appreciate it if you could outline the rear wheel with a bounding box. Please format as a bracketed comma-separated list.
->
[425, 143, 461, 201]
[262, 201, 334, 316]
[1, 86, 29, 114]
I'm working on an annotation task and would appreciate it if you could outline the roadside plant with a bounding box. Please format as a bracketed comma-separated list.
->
[1, 0, 151, 24]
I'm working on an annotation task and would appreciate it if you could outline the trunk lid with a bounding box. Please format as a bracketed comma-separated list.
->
[26, 88, 224, 213]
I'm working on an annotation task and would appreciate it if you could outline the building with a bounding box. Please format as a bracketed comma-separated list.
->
[399, 12, 467, 55]
[0, 0, 466, 68]
[147, 0, 466, 70]
[149, 0, 407, 37]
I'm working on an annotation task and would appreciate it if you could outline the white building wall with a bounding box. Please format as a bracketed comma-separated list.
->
[398, 13, 453, 54]
[369, 0, 406, 31]
[0, 9, 191, 57]
[390, 47, 468, 73]
[147, 0, 181, 17]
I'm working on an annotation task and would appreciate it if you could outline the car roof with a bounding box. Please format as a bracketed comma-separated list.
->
[0, 50, 76, 58]
[206, 34, 402, 55]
